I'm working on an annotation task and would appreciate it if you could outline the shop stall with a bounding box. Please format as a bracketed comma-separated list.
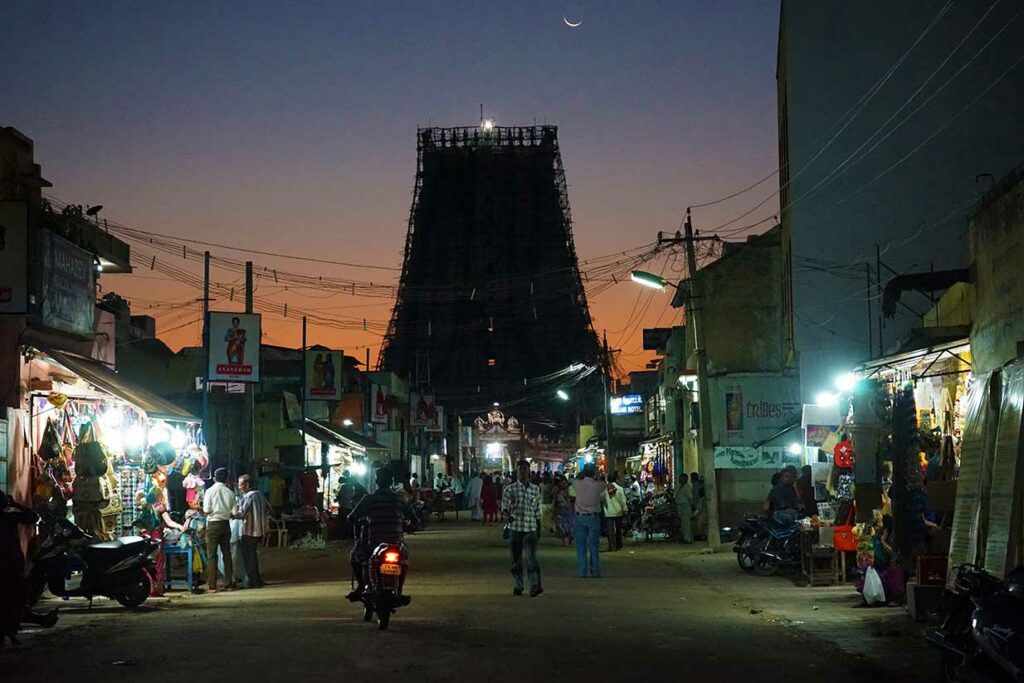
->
[788, 339, 970, 599]
[28, 347, 203, 536]
[633, 436, 675, 492]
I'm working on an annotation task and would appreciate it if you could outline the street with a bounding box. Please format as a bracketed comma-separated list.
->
[2, 522, 935, 683]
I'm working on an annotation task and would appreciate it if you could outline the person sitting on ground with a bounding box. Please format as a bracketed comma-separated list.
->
[346, 468, 406, 602]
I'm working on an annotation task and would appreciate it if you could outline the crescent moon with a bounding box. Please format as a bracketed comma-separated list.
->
[563, 17, 583, 28]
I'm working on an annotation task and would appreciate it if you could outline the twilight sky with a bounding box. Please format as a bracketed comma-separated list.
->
[4, 1, 780, 375]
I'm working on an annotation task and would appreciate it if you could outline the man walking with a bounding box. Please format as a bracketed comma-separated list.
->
[234, 474, 271, 589]
[336, 469, 356, 539]
[202, 468, 235, 593]
[501, 459, 543, 597]
[570, 463, 604, 578]
[602, 473, 627, 551]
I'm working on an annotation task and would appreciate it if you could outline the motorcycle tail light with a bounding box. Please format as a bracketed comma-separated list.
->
[384, 551, 400, 563]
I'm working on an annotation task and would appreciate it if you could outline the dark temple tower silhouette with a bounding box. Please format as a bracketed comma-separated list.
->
[380, 125, 602, 411]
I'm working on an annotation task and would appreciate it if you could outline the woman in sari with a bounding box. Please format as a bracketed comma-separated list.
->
[555, 479, 575, 546]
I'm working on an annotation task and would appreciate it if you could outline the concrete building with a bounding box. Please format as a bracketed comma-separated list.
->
[674, 226, 801, 525]
[777, 1, 1024, 397]
[0, 126, 136, 502]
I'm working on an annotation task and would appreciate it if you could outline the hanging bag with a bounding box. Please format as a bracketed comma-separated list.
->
[74, 421, 107, 477]
[833, 507, 858, 553]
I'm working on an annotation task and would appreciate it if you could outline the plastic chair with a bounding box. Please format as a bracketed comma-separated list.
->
[265, 515, 288, 548]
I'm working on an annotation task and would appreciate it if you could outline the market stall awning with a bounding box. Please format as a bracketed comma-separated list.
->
[37, 347, 198, 422]
[299, 420, 390, 461]
[300, 419, 346, 447]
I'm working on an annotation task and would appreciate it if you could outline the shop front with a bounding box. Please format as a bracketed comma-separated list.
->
[25, 346, 202, 539]
[849, 338, 970, 602]
[631, 435, 674, 492]
[783, 339, 970, 602]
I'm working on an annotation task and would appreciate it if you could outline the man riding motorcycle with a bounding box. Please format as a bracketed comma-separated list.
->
[346, 467, 407, 602]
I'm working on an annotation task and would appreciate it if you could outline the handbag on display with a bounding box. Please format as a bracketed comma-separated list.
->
[833, 439, 855, 469]
[833, 508, 858, 553]
[39, 419, 61, 461]
[74, 422, 108, 476]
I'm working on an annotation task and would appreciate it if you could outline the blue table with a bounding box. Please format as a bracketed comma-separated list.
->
[162, 543, 194, 591]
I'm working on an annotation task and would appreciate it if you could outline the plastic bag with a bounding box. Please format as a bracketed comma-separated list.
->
[863, 566, 886, 605]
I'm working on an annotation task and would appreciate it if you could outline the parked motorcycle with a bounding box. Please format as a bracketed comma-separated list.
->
[927, 563, 1024, 682]
[747, 518, 801, 576]
[357, 542, 410, 630]
[26, 515, 160, 609]
[403, 500, 429, 533]
[733, 515, 769, 571]
[638, 494, 680, 540]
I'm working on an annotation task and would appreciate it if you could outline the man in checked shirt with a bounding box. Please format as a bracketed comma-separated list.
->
[501, 459, 544, 597]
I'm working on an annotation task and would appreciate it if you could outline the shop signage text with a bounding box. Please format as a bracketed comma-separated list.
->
[610, 394, 643, 415]
[35, 230, 95, 337]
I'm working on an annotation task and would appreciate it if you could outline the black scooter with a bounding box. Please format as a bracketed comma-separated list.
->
[26, 515, 160, 609]
[734, 515, 769, 571]
[927, 563, 1024, 682]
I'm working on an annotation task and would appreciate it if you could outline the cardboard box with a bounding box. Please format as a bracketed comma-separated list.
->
[907, 580, 944, 621]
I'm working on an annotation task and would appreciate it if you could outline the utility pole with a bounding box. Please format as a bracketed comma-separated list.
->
[602, 331, 614, 474]
[660, 210, 721, 550]
[202, 251, 211, 466]
[865, 263, 873, 358]
[245, 261, 255, 469]
[301, 316, 307, 470]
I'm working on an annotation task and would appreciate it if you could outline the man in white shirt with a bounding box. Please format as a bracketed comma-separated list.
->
[602, 474, 628, 552]
[202, 468, 236, 592]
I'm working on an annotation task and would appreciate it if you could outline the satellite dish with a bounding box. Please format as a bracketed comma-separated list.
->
[86, 205, 103, 216]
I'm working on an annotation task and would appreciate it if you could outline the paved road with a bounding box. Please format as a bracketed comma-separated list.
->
[2, 521, 932, 682]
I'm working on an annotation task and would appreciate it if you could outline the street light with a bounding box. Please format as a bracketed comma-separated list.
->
[630, 270, 675, 291]
[556, 389, 570, 401]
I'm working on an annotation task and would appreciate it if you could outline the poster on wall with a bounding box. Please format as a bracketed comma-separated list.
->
[425, 406, 444, 433]
[0, 201, 28, 314]
[208, 312, 261, 382]
[305, 348, 343, 400]
[409, 393, 437, 427]
[712, 376, 801, 447]
[371, 383, 389, 424]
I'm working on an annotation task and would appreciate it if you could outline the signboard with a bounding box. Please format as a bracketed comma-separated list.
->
[714, 446, 803, 469]
[35, 230, 95, 337]
[642, 327, 672, 351]
[410, 392, 438, 428]
[305, 348, 343, 400]
[208, 312, 261, 382]
[0, 201, 28, 314]
[711, 375, 801, 447]
[371, 383, 389, 424]
[459, 426, 473, 447]
[425, 406, 444, 433]
[610, 394, 643, 415]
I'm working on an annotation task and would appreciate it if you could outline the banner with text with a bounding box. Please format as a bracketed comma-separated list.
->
[208, 312, 261, 382]
[711, 375, 801, 447]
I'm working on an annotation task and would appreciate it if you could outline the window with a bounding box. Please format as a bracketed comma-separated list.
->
[488, 357, 497, 367]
